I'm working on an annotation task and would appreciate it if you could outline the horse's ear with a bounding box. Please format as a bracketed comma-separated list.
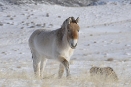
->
[76, 17, 79, 24]
[68, 17, 72, 24]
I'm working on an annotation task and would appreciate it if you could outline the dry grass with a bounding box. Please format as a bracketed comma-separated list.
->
[0, 71, 31, 80]
[0, 70, 130, 87]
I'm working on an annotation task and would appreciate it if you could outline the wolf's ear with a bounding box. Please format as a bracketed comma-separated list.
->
[76, 17, 79, 24]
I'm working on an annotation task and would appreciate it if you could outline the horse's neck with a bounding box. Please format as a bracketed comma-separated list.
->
[57, 28, 72, 55]
[57, 28, 65, 41]
[57, 27, 68, 45]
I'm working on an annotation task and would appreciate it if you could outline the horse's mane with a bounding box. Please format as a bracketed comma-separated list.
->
[57, 27, 65, 42]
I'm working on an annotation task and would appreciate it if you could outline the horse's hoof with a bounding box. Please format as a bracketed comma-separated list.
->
[66, 75, 71, 79]
[58, 76, 62, 79]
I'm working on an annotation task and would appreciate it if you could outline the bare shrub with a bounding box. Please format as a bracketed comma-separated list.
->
[10, 18, 14, 20]
[0, 22, 3, 26]
[7, 15, 11, 17]
[107, 58, 114, 61]
[6, 0, 99, 7]
[46, 13, 49, 17]
[8, 0, 34, 4]
[90, 67, 118, 82]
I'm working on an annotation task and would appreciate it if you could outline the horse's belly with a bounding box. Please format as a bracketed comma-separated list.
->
[35, 44, 73, 61]
[36, 45, 53, 58]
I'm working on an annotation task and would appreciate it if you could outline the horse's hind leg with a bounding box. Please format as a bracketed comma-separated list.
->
[40, 58, 47, 78]
[58, 63, 64, 78]
[32, 54, 41, 78]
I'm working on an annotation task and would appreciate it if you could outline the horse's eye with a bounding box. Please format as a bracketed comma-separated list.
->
[68, 29, 70, 32]
[78, 30, 79, 32]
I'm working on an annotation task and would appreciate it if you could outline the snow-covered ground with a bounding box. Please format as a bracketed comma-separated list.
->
[0, 1, 131, 87]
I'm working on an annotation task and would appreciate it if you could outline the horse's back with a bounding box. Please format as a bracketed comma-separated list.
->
[29, 29, 58, 57]
[29, 29, 44, 40]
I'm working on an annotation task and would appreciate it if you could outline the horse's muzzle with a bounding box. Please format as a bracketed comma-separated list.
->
[71, 43, 77, 49]
[69, 39, 78, 49]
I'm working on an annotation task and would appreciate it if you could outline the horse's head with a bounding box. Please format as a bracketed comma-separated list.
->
[62, 17, 80, 49]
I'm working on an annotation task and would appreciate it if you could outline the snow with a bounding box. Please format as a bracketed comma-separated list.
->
[0, 1, 131, 87]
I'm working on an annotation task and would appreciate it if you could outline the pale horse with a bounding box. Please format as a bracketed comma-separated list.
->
[29, 17, 80, 78]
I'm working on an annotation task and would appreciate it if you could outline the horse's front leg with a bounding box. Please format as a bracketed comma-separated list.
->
[58, 63, 64, 78]
[59, 57, 70, 78]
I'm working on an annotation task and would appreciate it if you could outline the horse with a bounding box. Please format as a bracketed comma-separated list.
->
[29, 17, 80, 78]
